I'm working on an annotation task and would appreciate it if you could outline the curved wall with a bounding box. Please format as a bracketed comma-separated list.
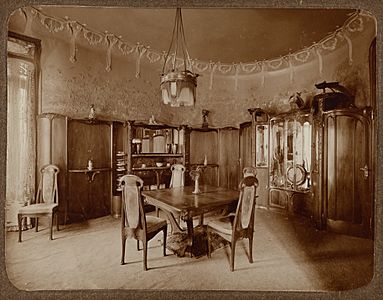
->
[8, 9, 376, 127]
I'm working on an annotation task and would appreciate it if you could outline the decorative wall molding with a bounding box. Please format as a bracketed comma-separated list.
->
[17, 7, 375, 89]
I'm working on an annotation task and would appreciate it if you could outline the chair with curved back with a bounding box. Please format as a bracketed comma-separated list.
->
[169, 164, 185, 188]
[18, 164, 60, 242]
[120, 174, 167, 271]
[206, 168, 258, 271]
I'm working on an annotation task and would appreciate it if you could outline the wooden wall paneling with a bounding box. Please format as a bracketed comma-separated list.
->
[189, 130, 218, 165]
[37, 113, 67, 223]
[239, 122, 252, 173]
[256, 169, 269, 207]
[189, 129, 219, 186]
[37, 115, 51, 169]
[218, 128, 239, 190]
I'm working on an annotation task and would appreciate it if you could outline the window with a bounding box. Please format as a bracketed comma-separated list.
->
[6, 33, 40, 231]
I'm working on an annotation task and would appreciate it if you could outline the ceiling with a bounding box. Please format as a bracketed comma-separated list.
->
[39, 6, 354, 63]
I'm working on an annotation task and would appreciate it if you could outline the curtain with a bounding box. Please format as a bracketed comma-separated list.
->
[6, 57, 36, 231]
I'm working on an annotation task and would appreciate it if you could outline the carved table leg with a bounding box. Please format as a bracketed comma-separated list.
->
[159, 209, 185, 234]
[186, 217, 194, 258]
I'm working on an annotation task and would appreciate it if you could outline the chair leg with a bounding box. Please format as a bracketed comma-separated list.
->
[163, 226, 167, 256]
[121, 237, 126, 265]
[35, 218, 39, 232]
[137, 240, 140, 251]
[18, 214, 23, 243]
[248, 235, 254, 263]
[230, 241, 236, 272]
[56, 212, 60, 232]
[50, 214, 54, 240]
[143, 240, 148, 271]
[207, 228, 211, 258]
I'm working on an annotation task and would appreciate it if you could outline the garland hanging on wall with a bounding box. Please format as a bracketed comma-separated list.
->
[16, 7, 373, 89]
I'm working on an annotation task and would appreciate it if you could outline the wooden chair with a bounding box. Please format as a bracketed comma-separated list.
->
[120, 175, 167, 271]
[18, 164, 60, 242]
[169, 164, 185, 188]
[207, 172, 258, 271]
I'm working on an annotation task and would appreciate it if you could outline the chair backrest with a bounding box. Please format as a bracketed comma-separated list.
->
[243, 166, 257, 178]
[233, 171, 258, 232]
[169, 164, 185, 188]
[36, 164, 59, 204]
[120, 175, 145, 231]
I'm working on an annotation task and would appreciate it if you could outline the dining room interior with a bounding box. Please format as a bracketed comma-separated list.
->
[4, 4, 378, 294]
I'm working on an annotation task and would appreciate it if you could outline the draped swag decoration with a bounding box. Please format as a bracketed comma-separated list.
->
[23, 7, 372, 89]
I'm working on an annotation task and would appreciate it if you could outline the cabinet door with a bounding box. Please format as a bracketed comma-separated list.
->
[218, 128, 239, 190]
[324, 113, 372, 238]
[67, 121, 111, 222]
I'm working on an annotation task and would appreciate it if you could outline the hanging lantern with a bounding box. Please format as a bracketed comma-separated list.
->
[161, 8, 198, 107]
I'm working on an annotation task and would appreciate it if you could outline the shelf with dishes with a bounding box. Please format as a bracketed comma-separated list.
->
[131, 153, 183, 158]
[115, 151, 127, 192]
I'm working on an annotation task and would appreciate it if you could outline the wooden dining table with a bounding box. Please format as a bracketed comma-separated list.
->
[142, 185, 239, 256]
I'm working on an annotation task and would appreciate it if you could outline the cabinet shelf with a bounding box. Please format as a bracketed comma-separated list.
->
[132, 166, 171, 171]
[132, 153, 183, 158]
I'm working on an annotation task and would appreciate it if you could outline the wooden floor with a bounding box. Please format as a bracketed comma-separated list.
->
[5, 208, 374, 292]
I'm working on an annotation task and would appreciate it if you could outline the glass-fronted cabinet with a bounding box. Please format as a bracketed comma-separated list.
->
[270, 114, 311, 191]
[269, 105, 312, 214]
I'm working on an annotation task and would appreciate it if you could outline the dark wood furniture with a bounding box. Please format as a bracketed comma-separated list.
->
[142, 185, 239, 256]
[189, 128, 219, 186]
[37, 114, 114, 224]
[311, 82, 373, 238]
[18, 164, 60, 242]
[66, 118, 113, 223]
[207, 174, 258, 271]
[126, 121, 189, 190]
[265, 82, 374, 238]
[120, 175, 167, 271]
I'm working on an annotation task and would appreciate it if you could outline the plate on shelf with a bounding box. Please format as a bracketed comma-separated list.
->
[116, 168, 126, 171]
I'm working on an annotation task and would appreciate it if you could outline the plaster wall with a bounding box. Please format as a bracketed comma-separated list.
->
[8, 10, 375, 127]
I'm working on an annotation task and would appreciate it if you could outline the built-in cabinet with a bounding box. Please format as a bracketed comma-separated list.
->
[66, 119, 112, 223]
[37, 114, 113, 224]
[250, 109, 270, 208]
[126, 122, 189, 189]
[311, 83, 373, 238]
[265, 82, 373, 238]
[37, 81, 373, 237]
[269, 110, 312, 214]
[239, 109, 270, 208]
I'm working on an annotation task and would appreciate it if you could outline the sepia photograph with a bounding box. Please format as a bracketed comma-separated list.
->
[1, 0, 381, 298]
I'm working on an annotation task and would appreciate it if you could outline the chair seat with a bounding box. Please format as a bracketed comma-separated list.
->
[19, 203, 58, 214]
[146, 215, 167, 234]
[207, 215, 235, 235]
